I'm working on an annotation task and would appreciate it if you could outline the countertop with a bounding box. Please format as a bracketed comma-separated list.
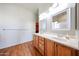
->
[34, 33, 79, 50]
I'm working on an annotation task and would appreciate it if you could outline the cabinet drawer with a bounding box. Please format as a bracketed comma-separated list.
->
[39, 43, 44, 51]
[33, 35, 39, 49]
[35, 36, 38, 39]
[39, 37, 44, 41]
[39, 43, 44, 55]
[39, 39, 44, 45]
[38, 36, 45, 55]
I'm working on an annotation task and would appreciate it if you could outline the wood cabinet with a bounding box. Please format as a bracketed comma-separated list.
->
[55, 43, 76, 56]
[76, 50, 79, 56]
[45, 39, 55, 56]
[33, 34, 79, 56]
[38, 36, 45, 55]
[33, 35, 45, 55]
[33, 35, 39, 49]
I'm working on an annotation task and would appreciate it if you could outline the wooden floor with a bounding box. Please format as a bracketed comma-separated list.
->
[0, 41, 41, 56]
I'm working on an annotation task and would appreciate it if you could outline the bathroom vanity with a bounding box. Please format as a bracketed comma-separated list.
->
[34, 3, 79, 56]
[33, 33, 79, 56]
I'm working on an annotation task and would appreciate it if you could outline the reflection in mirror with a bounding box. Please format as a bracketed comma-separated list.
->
[39, 19, 47, 33]
[52, 8, 71, 30]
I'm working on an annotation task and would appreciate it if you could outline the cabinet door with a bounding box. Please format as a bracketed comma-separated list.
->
[45, 39, 55, 56]
[33, 35, 36, 46]
[33, 35, 35, 46]
[56, 44, 76, 56]
[35, 36, 39, 48]
[38, 36, 45, 55]
[33, 35, 38, 49]
[76, 50, 79, 56]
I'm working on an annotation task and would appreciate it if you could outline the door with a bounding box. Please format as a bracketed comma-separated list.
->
[56, 44, 76, 56]
[45, 39, 55, 56]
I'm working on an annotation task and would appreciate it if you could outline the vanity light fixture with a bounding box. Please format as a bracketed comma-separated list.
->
[53, 3, 59, 8]
[48, 3, 59, 12]
[39, 12, 48, 20]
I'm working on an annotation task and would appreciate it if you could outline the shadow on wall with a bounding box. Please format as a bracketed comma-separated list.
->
[0, 4, 35, 49]
[0, 30, 33, 49]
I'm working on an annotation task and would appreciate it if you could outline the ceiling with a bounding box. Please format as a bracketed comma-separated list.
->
[16, 3, 52, 14]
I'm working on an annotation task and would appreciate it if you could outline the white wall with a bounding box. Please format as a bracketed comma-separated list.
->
[0, 4, 35, 49]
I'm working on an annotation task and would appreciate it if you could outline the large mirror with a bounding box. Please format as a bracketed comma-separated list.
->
[39, 3, 76, 33]
[52, 8, 71, 30]
[39, 19, 47, 33]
